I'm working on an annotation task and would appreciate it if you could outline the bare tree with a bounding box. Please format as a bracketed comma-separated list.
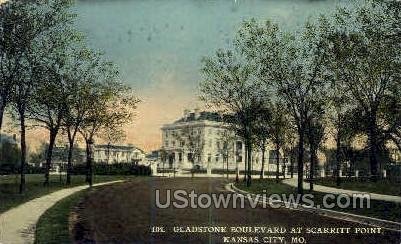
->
[63, 49, 104, 185]
[237, 19, 329, 194]
[200, 49, 267, 187]
[79, 70, 139, 186]
[4, 0, 75, 193]
[28, 24, 81, 186]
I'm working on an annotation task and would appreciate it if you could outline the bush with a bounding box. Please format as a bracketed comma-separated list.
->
[71, 163, 151, 176]
[386, 164, 401, 182]
[157, 168, 177, 174]
[189, 168, 284, 176]
[0, 163, 44, 175]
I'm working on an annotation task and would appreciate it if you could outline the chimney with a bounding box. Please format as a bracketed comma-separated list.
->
[194, 108, 200, 120]
[183, 109, 190, 120]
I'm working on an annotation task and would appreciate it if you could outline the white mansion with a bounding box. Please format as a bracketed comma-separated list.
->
[94, 144, 146, 164]
[160, 109, 286, 174]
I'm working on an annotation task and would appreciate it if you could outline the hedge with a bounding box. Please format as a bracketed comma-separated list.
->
[71, 163, 151, 176]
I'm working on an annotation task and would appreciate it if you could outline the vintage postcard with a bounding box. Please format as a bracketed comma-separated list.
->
[0, 0, 400, 243]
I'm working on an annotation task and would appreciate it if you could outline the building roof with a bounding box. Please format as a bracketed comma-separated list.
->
[174, 111, 223, 124]
[95, 144, 145, 153]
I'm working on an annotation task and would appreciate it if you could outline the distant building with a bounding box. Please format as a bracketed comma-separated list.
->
[160, 109, 286, 173]
[51, 145, 86, 166]
[94, 144, 145, 164]
[40, 143, 145, 170]
[146, 150, 160, 163]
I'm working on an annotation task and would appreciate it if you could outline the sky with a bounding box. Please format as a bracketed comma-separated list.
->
[9, 0, 344, 153]
[70, 0, 344, 152]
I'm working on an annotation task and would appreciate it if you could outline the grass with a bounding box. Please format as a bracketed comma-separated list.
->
[316, 177, 401, 196]
[34, 190, 87, 244]
[0, 174, 134, 214]
[236, 179, 401, 222]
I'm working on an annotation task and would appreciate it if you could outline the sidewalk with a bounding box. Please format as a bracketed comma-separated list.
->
[282, 178, 401, 204]
[0, 180, 123, 244]
[227, 183, 401, 232]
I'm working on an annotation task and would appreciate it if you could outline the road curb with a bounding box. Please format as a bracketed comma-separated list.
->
[227, 183, 401, 233]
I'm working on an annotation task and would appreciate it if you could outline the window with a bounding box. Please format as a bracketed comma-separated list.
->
[215, 154, 219, 162]
[208, 154, 211, 163]
[188, 153, 193, 162]
[178, 153, 182, 162]
[236, 141, 243, 151]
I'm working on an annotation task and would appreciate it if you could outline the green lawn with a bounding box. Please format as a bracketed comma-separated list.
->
[315, 177, 401, 196]
[236, 179, 401, 222]
[34, 190, 88, 244]
[0, 174, 133, 214]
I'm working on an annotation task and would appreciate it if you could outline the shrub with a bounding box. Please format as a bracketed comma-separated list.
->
[70, 163, 151, 176]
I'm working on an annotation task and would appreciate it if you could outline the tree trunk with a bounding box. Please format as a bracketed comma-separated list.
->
[290, 148, 294, 178]
[222, 155, 225, 176]
[66, 127, 78, 185]
[0, 100, 5, 133]
[226, 156, 229, 179]
[85, 139, 93, 186]
[19, 111, 26, 194]
[335, 132, 341, 187]
[44, 129, 58, 186]
[66, 130, 75, 185]
[260, 148, 265, 179]
[246, 142, 252, 187]
[275, 143, 280, 183]
[107, 142, 111, 164]
[235, 151, 239, 183]
[368, 114, 379, 181]
[297, 128, 305, 195]
[66, 139, 74, 185]
[243, 146, 248, 182]
[310, 147, 317, 191]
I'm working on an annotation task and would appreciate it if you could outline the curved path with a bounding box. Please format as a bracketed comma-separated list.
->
[0, 180, 123, 244]
[282, 178, 401, 203]
[71, 178, 399, 243]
